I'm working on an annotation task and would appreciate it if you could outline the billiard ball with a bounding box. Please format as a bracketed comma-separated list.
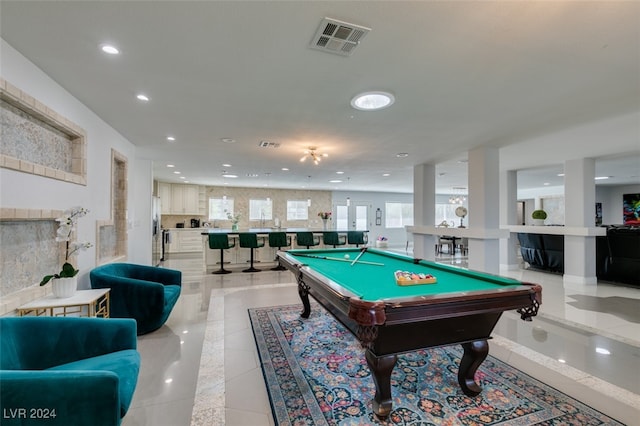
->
[344, 254, 350, 259]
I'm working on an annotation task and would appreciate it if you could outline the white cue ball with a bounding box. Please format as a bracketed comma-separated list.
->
[344, 254, 350, 259]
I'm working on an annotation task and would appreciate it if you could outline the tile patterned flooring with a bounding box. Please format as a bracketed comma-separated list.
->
[122, 252, 640, 426]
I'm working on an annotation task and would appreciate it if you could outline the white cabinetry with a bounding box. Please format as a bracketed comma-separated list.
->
[166, 229, 204, 253]
[158, 182, 202, 215]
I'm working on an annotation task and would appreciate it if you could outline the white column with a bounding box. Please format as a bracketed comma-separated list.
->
[563, 158, 597, 285]
[413, 164, 436, 260]
[500, 170, 519, 270]
[468, 146, 500, 274]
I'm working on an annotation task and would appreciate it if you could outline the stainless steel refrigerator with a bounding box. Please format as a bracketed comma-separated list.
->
[152, 196, 162, 266]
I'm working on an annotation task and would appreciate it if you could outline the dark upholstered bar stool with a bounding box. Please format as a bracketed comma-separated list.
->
[296, 231, 320, 249]
[208, 234, 235, 274]
[347, 231, 368, 247]
[322, 231, 346, 248]
[268, 232, 291, 271]
[239, 233, 265, 272]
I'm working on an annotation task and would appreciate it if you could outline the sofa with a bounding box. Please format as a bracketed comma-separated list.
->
[0, 316, 140, 426]
[90, 263, 182, 334]
[517, 233, 564, 273]
[599, 226, 640, 286]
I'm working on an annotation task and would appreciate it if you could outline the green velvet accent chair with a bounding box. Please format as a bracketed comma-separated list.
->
[0, 316, 140, 426]
[208, 233, 236, 274]
[268, 232, 291, 271]
[90, 263, 181, 335]
[239, 232, 265, 272]
[296, 231, 320, 249]
[347, 231, 368, 247]
[322, 231, 347, 248]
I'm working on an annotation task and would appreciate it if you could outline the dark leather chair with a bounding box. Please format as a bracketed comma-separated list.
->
[347, 231, 368, 247]
[239, 233, 265, 272]
[322, 231, 346, 248]
[208, 234, 235, 274]
[296, 232, 320, 249]
[602, 226, 640, 285]
[268, 232, 291, 271]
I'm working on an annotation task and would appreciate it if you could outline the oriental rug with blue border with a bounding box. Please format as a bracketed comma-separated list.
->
[249, 304, 622, 425]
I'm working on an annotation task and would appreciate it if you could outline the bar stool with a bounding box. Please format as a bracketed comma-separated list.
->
[296, 231, 320, 249]
[208, 234, 235, 274]
[268, 232, 291, 271]
[239, 233, 265, 272]
[347, 231, 368, 247]
[322, 231, 346, 248]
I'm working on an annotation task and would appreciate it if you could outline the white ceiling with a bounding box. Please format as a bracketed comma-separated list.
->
[1, 1, 638, 194]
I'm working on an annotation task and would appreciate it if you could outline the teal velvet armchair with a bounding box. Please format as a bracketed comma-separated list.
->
[0, 316, 140, 426]
[90, 263, 181, 335]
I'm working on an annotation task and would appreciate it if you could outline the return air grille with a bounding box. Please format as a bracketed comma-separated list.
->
[310, 17, 371, 57]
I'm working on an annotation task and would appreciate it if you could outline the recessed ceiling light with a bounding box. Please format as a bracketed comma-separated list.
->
[166, 136, 175, 141]
[351, 91, 395, 111]
[595, 347, 611, 355]
[222, 164, 232, 167]
[557, 173, 565, 177]
[544, 182, 550, 186]
[594, 176, 611, 180]
[382, 173, 390, 177]
[179, 176, 186, 179]
[136, 94, 150, 102]
[166, 164, 175, 168]
[173, 171, 181, 174]
[100, 44, 119, 55]
[329, 179, 343, 183]
[222, 174, 238, 178]
[396, 153, 409, 158]
[336, 171, 344, 174]
[221, 138, 236, 144]
[184, 181, 190, 183]
[281, 167, 289, 171]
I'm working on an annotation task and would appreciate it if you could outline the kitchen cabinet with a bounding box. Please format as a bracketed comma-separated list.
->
[157, 182, 202, 215]
[166, 229, 204, 253]
[171, 184, 200, 215]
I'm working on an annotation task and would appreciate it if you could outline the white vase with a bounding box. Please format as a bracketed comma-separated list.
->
[52, 276, 77, 298]
[532, 219, 545, 226]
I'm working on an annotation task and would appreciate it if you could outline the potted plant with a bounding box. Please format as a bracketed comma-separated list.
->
[40, 207, 93, 297]
[531, 209, 547, 226]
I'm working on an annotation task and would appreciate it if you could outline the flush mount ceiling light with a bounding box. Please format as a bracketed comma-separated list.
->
[351, 91, 395, 111]
[136, 94, 149, 102]
[300, 147, 328, 165]
[100, 44, 120, 55]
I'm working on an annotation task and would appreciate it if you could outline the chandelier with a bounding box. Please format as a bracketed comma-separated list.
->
[449, 187, 467, 204]
[300, 147, 328, 165]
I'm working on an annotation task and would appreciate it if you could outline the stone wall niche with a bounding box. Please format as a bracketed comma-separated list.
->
[0, 78, 87, 185]
[96, 149, 128, 264]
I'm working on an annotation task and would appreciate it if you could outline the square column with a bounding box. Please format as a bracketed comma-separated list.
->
[563, 158, 597, 285]
[412, 164, 436, 260]
[500, 170, 519, 270]
[468, 146, 500, 274]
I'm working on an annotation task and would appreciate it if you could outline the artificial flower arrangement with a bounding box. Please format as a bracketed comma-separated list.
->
[377, 236, 388, 241]
[40, 207, 93, 286]
[318, 212, 331, 220]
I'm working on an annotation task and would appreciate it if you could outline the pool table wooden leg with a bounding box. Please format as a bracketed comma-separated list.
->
[365, 350, 397, 418]
[458, 340, 489, 396]
[297, 279, 311, 319]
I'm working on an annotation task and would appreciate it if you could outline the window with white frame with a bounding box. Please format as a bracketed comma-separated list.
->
[209, 197, 234, 220]
[249, 198, 273, 221]
[287, 200, 308, 221]
[385, 202, 414, 228]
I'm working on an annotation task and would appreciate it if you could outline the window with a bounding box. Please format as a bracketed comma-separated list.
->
[249, 198, 273, 221]
[287, 200, 308, 221]
[385, 202, 413, 228]
[435, 203, 459, 226]
[209, 197, 234, 220]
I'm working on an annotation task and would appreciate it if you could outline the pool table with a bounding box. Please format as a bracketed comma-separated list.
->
[278, 247, 542, 417]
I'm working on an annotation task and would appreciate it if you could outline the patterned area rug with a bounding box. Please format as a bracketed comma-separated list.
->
[249, 304, 623, 426]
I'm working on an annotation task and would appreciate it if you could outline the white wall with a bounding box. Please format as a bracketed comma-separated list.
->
[0, 39, 150, 289]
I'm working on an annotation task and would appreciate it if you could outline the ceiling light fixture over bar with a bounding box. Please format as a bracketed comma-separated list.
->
[351, 91, 395, 111]
[300, 147, 328, 165]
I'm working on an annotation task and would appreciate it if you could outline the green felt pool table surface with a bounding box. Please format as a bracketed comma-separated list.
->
[286, 248, 524, 301]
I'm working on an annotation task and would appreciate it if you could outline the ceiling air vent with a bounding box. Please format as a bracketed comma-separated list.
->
[310, 17, 371, 57]
[258, 140, 280, 148]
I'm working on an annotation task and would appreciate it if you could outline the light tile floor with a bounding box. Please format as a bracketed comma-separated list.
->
[122, 252, 640, 426]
